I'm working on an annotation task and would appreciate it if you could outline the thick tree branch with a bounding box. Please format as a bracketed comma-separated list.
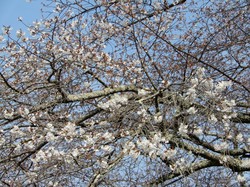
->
[188, 134, 250, 157]
[232, 113, 250, 123]
[66, 85, 138, 102]
[170, 135, 250, 172]
[150, 159, 219, 185]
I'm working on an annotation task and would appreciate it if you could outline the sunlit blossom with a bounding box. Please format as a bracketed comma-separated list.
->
[3, 109, 14, 119]
[45, 132, 57, 141]
[153, 114, 163, 123]
[179, 123, 188, 134]
[101, 145, 113, 152]
[187, 107, 197, 114]
[194, 127, 203, 135]
[190, 78, 199, 86]
[0, 137, 5, 146]
[2, 26, 12, 35]
[18, 17, 23, 21]
[197, 67, 205, 80]
[60, 122, 76, 138]
[209, 114, 218, 123]
[10, 125, 25, 136]
[71, 149, 79, 157]
[236, 133, 243, 142]
[215, 81, 232, 92]
[98, 94, 128, 110]
[138, 89, 149, 96]
[237, 174, 245, 183]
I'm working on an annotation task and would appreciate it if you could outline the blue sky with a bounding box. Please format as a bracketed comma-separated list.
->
[0, 0, 43, 31]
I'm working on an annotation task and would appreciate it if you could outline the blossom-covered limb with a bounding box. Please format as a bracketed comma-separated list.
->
[150, 160, 219, 186]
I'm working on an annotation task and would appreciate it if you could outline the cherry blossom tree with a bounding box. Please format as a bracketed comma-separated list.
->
[0, 0, 249, 186]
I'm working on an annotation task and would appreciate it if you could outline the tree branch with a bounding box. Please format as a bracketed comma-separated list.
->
[66, 85, 138, 102]
[150, 159, 218, 185]
[170, 134, 250, 172]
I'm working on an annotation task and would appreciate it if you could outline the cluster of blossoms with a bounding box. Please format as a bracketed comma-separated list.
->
[185, 67, 236, 117]
[181, 67, 242, 150]
[169, 157, 187, 172]
[122, 132, 175, 160]
[186, 68, 234, 100]
[58, 122, 77, 141]
[136, 108, 150, 122]
[98, 94, 128, 111]
[10, 125, 25, 138]
[31, 146, 65, 164]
